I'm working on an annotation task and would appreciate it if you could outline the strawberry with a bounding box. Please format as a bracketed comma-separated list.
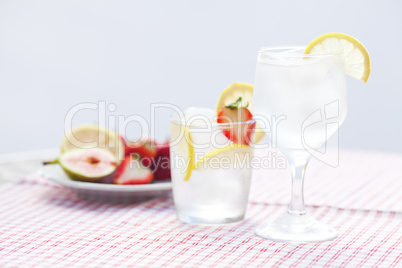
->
[150, 142, 171, 182]
[217, 97, 255, 145]
[124, 139, 157, 168]
[114, 155, 154, 185]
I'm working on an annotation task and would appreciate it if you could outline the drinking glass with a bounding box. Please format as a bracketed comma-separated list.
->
[170, 115, 255, 224]
[252, 47, 347, 242]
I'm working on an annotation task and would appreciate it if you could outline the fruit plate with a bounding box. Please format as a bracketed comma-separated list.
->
[39, 165, 172, 203]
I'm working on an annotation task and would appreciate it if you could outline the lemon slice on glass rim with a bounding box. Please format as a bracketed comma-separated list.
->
[171, 122, 253, 181]
[216, 82, 254, 114]
[304, 32, 371, 83]
[216, 82, 266, 144]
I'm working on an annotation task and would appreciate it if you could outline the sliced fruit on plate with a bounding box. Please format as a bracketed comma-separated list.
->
[151, 142, 171, 182]
[217, 97, 256, 145]
[44, 148, 117, 183]
[216, 83, 265, 144]
[304, 32, 371, 83]
[114, 155, 154, 185]
[61, 124, 125, 164]
[124, 139, 157, 168]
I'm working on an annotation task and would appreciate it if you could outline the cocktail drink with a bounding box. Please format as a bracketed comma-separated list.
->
[170, 111, 255, 224]
[254, 47, 347, 156]
[252, 33, 370, 242]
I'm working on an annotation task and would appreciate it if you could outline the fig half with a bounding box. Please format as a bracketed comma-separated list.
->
[45, 148, 117, 183]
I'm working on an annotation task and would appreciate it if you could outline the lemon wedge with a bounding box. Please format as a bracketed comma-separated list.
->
[170, 121, 253, 181]
[61, 124, 125, 164]
[305, 33, 371, 83]
[216, 82, 254, 114]
[170, 122, 195, 181]
[216, 82, 265, 144]
[194, 144, 252, 169]
[183, 126, 194, 181]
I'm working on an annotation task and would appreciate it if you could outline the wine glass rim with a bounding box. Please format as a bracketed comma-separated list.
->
[258, 46, 342, 57]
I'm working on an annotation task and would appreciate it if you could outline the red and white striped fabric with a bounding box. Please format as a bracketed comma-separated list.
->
[250, 148, 402, 212]
[0, 148, 401, 267]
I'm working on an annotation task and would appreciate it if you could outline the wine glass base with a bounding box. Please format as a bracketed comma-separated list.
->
[255, 213, 337, 243]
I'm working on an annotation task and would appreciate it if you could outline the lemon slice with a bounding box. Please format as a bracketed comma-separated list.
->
[216, 82, 265, 144]
[216, 82, 254, 114]
[305, 33, 371, 83]
[61, 124, 125, 164]
[170, 122, 195, 181]
[194, 144, 252, 169]
[183, 126, 194, 181]
[170, 121, 253, 181]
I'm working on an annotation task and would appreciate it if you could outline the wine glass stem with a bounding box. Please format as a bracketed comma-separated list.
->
[288, 158, 309, 215]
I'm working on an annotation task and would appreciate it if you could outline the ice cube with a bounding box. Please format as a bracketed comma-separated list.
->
[183, 107, 215, 127]
[181, 107, 230, 162]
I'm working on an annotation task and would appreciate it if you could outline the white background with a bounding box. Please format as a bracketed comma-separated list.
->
[1, 0, 401, 154]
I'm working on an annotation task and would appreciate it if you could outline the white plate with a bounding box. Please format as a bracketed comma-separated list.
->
[39, 165, 172, 203]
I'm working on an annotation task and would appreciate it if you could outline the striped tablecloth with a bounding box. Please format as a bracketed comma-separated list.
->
[0, 148, 401, 267]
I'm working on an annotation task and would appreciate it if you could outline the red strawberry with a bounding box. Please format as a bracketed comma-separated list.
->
[124, 139, 157, 168]
[217, 97, 255, 145]
[114, 155, 154, 185]
[151, 142, 171, 182]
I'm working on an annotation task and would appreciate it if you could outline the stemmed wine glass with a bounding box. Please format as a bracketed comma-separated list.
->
[252, 47, 347, 243]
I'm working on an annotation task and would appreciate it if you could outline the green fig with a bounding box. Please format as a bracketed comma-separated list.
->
[44, 148, 118, 183]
